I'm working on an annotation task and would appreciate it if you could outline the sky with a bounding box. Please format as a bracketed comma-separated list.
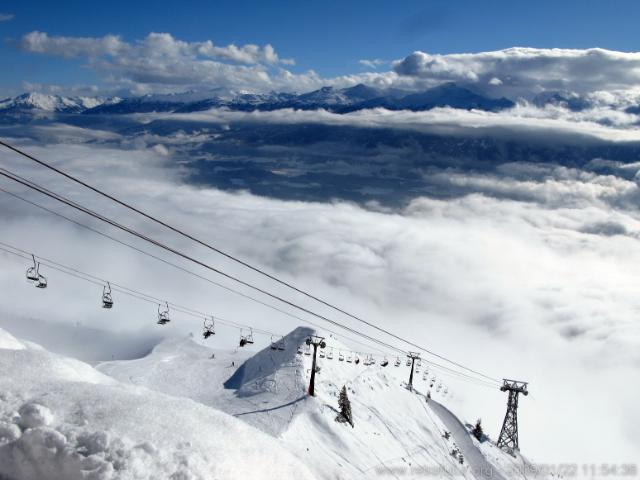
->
[2, 0, 640, 96]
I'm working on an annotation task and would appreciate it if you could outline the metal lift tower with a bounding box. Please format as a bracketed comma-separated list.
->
[497, 379, 529, 454]
[406, 352, 421, 391]
[306, 335, 326, 397]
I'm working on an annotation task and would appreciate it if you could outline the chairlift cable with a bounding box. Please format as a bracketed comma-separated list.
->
[0, 162, 501, 385]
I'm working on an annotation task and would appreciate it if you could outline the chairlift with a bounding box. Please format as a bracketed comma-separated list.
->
[406, 358, 411, 367]
[319, 350, 325, 358]
[277, 336, 285, 351]
[422, 373, 428, 381]
[436, 383, 442, 392]
[203, 316, 215, 339]
[394, 357, 401, 367]
[270, 335, 278, 350]
[381, 357, 389, 367]
[304, 344, 311, 356]
[354, 354, 360, 365]
[239, 328, 254, 347]
[102, 283, 114, 309]
[327, 348, 334, 360]
[346, 353, 352, 363]
[417, 359, 422, 367]
[338, 351, 344, 361]
[297, 346, 303, 355]
[26, 255, 47, 289]
[157, 302, 170, 325]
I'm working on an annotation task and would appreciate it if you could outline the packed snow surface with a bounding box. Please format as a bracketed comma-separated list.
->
[0, 326, 315, 480]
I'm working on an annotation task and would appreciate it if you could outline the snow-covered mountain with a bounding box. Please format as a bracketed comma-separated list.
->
[0, 92, 117, 113]
[0, 84, 516, 116]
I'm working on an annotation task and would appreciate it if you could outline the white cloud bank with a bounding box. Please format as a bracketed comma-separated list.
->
[394, 47, 640, 97]
[17, 30, 640, 101]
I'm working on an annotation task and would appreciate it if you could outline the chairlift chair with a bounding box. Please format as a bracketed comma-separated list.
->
[346, 354, 352, 363]
[369, 356, 376, 365]
[338, 351, 344, 361]
[394, 357, 401, 367]
[381, 357, 389, 367]
[319, 350, 325, 358]
[26, 255, 39, 282]
[270, 335, 278, 350]
[26, 255, 47, 289]
[239, 328, 254, 347]
[157, 302, 170, 325]
[203, 316, 215, 339]
[102, 283, 114, 309]
[327, 349, 334, 360]
[406, 358, 411, 367]
[354, 354, 360, 365]
[277, 336, 285, 351]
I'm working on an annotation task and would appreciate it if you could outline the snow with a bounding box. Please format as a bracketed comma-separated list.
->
[0, 93, 112, 113]
[96, 328, 550, 480]
[0, 326, 316, 480]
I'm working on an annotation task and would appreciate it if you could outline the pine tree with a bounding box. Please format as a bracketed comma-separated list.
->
[336, 385, 354, 427]
[471, 418, 483, 442]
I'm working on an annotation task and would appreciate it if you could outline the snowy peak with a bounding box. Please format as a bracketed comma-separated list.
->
[0, 92, 115, 113]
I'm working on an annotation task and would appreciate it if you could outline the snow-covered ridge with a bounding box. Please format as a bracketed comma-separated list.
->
[97, 328, 548, 480]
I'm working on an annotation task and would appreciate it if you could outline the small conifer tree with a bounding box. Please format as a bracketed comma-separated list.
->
[471, 418, 484, 441]
[336, 385, 354, 427]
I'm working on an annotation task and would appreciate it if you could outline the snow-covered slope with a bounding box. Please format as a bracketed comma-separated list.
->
[0, 326, 315, 480]
[97, 328, 547, 480]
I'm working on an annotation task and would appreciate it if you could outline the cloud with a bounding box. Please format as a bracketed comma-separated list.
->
[153, 104, 640, 143]
[16, 31, 640, 103]
[358, 59, 386, 69]
[0, 13, 14, 22]
[17, 31, 303, 94]
[393, 47, 640, 97]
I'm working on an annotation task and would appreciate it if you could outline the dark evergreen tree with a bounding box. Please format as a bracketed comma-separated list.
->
[471, 418, 484, 442]
[335, 385, 354, 427]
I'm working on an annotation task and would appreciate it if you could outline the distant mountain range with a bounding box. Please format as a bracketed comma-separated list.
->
[0, 83, 517, 115]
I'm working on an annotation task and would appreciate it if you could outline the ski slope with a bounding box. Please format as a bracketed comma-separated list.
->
[97, 327, 547, 480]
[0, 326, 316, 480]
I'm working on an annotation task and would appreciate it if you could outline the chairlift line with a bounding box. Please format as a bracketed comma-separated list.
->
[0, 144, 502, 385]
[7, 240, 501, 387]
[0, 187, 395, 358]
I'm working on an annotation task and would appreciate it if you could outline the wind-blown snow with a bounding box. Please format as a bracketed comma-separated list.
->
[0, 326, 315, 480]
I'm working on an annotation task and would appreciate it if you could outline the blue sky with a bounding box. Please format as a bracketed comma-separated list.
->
[1, 0, 640, 96]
